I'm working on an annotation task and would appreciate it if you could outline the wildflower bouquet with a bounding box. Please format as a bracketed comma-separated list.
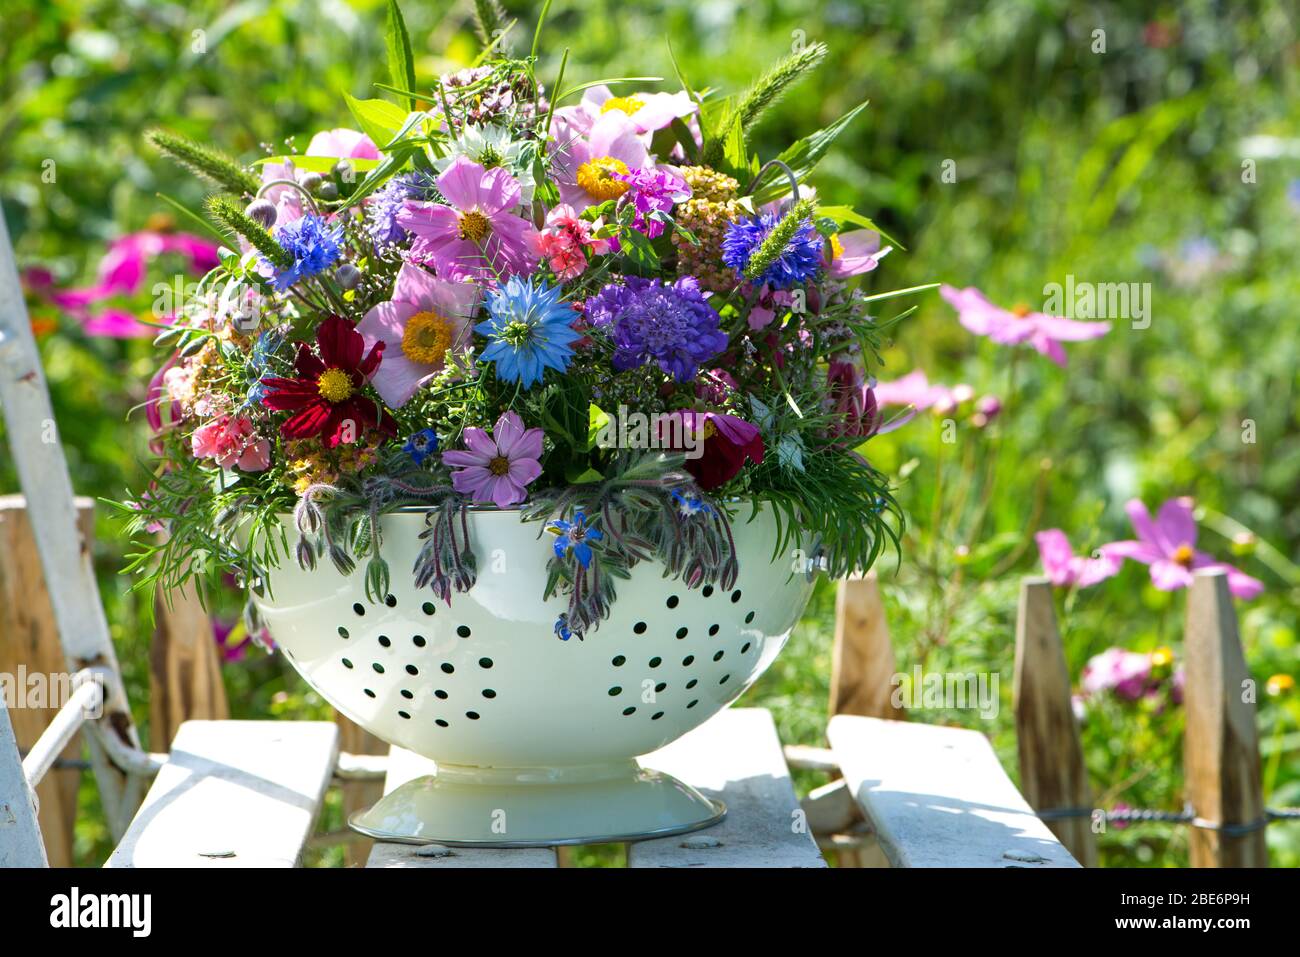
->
[124, 2, 927, 639]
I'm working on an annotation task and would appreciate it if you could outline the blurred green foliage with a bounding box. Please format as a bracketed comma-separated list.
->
[1, 0, 1297, 867]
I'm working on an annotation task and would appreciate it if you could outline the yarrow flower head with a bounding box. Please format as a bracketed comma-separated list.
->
[721, 205, 823, 290]
[611, 167, 692, 239]
[546, 511, 604, 567]
[403, 429, 438, 465]
[476, 276, 581, 389]
[266, 215, 344, 292]
[584, 276, 727, 382]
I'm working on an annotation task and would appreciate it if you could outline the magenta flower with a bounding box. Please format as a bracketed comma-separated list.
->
[826, 229, 891, 279]
[397, 157, 538, 282]
[1035, 529, 1120, 588]
[553, 85, 698, 136]
[940, 285, 1110, 367]
[191, 414, 271, 472]
[550, 113, 651, 214]
[612, 167, 692, 239]
[442, 411, 544, 508]
[873, 370, 973, 414]
[305, 128, 379, 160]
[356, 264, 480, 408]
[1081, 647, 1153, 701]
[1100, 497, 1263, 600]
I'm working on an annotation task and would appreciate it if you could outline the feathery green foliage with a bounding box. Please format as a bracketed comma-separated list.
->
[702, 42, 828, 167]
[472, 0, 511, 52]
[205, 195, 290, 268]
[744, 197, 817, 281]
[145, 128, 260, 197]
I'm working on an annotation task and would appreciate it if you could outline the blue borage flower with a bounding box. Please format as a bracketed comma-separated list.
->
[720, 211, 823, 290]
[403, 428, 439, 465]
[475, 276, 581, 388]
[554, 613, 576, 642]
[266, 214, 344, 292]
[671, 489, 715, 518]
[546, 511, 603, 567]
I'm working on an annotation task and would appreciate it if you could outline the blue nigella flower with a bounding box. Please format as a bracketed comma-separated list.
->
[475, 277, 582, 389]
[403, 429, 439, 465]
[266, 215, 344, 292]
[721, 210, 823, 290]
[546, 511, 603, 568]
[671, 489, 714, 519]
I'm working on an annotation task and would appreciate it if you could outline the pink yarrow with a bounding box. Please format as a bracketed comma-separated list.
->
[442, 411, 544, 508]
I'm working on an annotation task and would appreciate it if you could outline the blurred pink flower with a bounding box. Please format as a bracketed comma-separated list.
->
[306, 128, 379, 160]
[212, 618, 252, 663]
[1035, 529, 1121, 588]
[940, 284, 1110, 367]
[826, 229, 891, 279]
[873, 369, 973, 414]
[1082, 648, 1152, 701]
[1100, 498, 1263, 600]
[553, 85, 698, 136]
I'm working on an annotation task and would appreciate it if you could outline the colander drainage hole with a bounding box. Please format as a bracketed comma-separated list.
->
[686, 678, 698, 690]
[730, 590, 742, 603]
[434, 690, 448, 700]
[401, 689, 413, 699]
[741, 642, 752, 654]
[744, 611, 755, 624]
[651, 711, 664, 720]
[649, 657, 662, 668]
[708, 624, 720, 636]
[478, 657, 493, 669]
[413, 635, 426, 647]
[398, 710, 410, 719]
[655, 682, 667, 693]
[342, 658, 354, 669]
[687, 699, 699, 709]
[633, 622, 647, 635]
[385, 594, 397, 608]
[405, 665, 419, 676]
[612, 655, 626, 667]
[622, 707, 636, 716]
[713, 650, 724, 662]
[482, 689, 496, 699]
[338, 627, 349, 639]
[719, 674, 731, 684]
[352, 603, 365, 616]
[675, 627, 688, 640]
[456, 625, 472, 638]
[372, 662, 384, 674]
[364, 689, 375, 698]
[666, 595, 679, 609]
[682, 655, 694, 666]
[608, 686, 622, 696]
[435, 719, 449, 728]
[466, 711, 480, 720]
[441, 663, 455, 674]
[702, 585, 714, 597]
[422, 602, 435, 615]
[378, 635, 391, 647]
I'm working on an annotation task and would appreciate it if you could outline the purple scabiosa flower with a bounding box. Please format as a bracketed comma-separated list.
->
[265, 215, 344, 292]
[611, 167, 692, 239]
[585, 276, 727, 382]
[721, 210, 823, 289]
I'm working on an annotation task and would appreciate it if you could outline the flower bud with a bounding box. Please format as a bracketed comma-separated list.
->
[318, 181, 339, 201]
[335, 264, 362, 289]
[332, 160, 354, 181]
[245, 198, 278, 229]
[299, 171, 323, 193]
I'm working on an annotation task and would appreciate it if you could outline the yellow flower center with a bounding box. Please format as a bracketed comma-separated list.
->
[1267, 674, 1295, 696]
[829, 233, 845, 261]
[600, 95, 645, 116]
[401, 310, 456, 366]
[1173, 543, 1195, 568]
[489, 455, 510, 476]
[576, 156, 630, 201]
[316, 368, 354, 403]
[458, 210, 492, 243]
[1151, 646, 1173, 668]
[1011, 303, 1032, 318]
[702, 419, 717, 440]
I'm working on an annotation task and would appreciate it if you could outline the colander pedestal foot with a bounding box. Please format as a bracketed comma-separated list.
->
[348, 759, 726, 847]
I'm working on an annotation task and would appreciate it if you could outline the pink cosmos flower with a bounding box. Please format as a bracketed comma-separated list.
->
[306, 128, 379, 160]
[356, 263, 480, 408]
[191, 414, 271, 471]
[1100, 497, 1263, 600]
[1081, 647, 1153, 701]
[1035, 529, 1121, 588]
[940, 285, 1110, 367]
[873, 370, 973, 414]
[553, 85, 698, 136]
[826, 229, 891, 279]
[550, 113, 651, 214]
[397, 157, 538, 282]
[442, 411, 544, 508]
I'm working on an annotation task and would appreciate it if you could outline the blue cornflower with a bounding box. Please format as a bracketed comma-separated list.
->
[403, 429, 439, 465]
[266, 215, 344, 292]
[475, 277, 581, 389]
[721, 211, 823, 289]
[546, 511, 604, 568]
[671, 489, 714, 519]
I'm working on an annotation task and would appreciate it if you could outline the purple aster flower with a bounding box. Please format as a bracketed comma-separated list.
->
[611, 167, 691, 239]
[264, 215, 344, 292]
[585, 276, 728, 382]
[721, 210, 823, 289]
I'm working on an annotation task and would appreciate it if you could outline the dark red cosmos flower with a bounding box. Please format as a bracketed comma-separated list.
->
[660, 410, 765, 490]
[260, 315, 396, 448]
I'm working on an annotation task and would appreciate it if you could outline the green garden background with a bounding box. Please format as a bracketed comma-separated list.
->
[2, 0, 1298, 866]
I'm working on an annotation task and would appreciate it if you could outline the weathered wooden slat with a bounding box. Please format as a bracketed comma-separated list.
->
[107, 720, 338, 868]
[628, 708, 826, 867]
[0, 496, 92, 866]
[1013, 577, 1098, 866]
[0, 691, 47, 866]
[1183, 570, 1267, 867]
[365, 747, 558, 868]
[830, 572, 905, 720]
[828, 714, 1079, 868]
[150, 577, 229, 750]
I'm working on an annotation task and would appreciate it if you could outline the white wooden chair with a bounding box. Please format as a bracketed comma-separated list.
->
[0, 207, 1078, 869]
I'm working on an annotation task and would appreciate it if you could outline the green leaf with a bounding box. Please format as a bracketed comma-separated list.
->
[750, 100, 870, 204]
[530, 0, 553, 61]
[617, 228, 660, 275]
[255, 154, 381, 174]
[385, 0, 418, 111]
[817, 204, 904, 251]
[343, 94, 409, 152]
[587, 403, 610, 452]
[713, 114, 749, 182]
